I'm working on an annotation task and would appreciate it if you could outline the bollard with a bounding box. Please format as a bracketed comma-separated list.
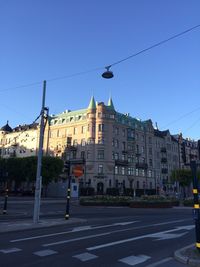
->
[3, 188, 8, 214]
[191, 161, 200, 252]
[65, 176, 71, 220]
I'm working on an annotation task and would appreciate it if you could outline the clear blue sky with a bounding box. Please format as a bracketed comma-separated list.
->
[0, 0, 200, 140]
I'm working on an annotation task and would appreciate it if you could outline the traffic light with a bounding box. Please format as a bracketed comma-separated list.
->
[64, 161, 70, 175]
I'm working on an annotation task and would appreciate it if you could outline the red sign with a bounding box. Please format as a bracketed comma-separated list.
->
[72, 165, 84, 177]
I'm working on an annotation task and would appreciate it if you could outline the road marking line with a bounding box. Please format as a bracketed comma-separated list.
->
[43, 232, 111, 247]
[87, 224, 194, 251]
[73, 252, 98, 262]
[145, 257, 173, 267]
[72, 226, 92, 232]
[33, 249, 57, 257]
[10, 221, 138, 243]
[0, 248, 22, 254]
[10, 219, 190, 243]
[119, 255, 151, 266]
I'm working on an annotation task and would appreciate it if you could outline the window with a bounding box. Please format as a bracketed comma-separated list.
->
[98, 124, 104, 132]
[114, 153, 119, 160]
[149, 158, 153, 167]
[122, 129, 125, 137]
[81, 139, 86, 146]
[122, 142, 126, 150]
[115, 166, 119, 174]
[122, 154, 125, 161]
[141, 170, 145, 176]
[81, 151, 85, 159]
[74, 127, 78, 134]
[148, 170, 152, 177]
[128, 154, 134, 163]
[115, 127, 119, 135]
[98, 164, 103, 174]
[128, 167, 134, 175]
[73, 139, 78, 146]
[87, 150, 90, 159]
[98, 137, 104, 144]
[98, 150, 104, 159]
[122, 167, 125, 175]
[81, 126, 86, 133]
[114, 139, 119, 148]
[136, 169, 139, 176]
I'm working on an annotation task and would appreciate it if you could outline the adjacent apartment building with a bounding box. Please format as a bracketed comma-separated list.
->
[0, 97, 199, 194]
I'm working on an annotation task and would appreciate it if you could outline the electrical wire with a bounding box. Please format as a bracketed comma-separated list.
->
[0, 24, 199, 93]
[108, 24, 200, 68]
[161, 106, 200, 129]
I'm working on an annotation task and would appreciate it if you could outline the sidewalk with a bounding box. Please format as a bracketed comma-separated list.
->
[175, 244, 200, 266]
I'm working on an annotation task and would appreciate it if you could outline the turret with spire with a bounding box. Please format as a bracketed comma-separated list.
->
[107, 97, 115, 110]
[88, 96, 96, 110]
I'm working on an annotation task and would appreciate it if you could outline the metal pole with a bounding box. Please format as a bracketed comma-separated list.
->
[3, 188, 8, 214]
[191, 160, 200, 252]
[65, 162, 71, 220]
[33, 80, 46, 224]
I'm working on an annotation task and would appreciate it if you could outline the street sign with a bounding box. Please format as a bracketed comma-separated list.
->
[72, 165, 83, 177]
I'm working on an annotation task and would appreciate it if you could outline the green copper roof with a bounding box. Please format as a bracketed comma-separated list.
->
[88, 96, 96, 109]
[108, 97, 115, 110]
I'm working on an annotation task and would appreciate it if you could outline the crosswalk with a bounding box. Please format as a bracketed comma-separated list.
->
[0, 220, 193, 266]
[0, 246, 152, 266]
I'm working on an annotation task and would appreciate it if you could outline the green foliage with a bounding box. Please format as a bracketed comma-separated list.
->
[0, 156, 63, 188]
[171, 169, 192, 187]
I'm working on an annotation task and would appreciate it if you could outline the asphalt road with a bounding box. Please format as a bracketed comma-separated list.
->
[0, 199, 194, 267]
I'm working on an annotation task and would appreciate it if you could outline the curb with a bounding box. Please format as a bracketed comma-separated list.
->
[174, 244, 200, 267]
[0, 218, 87, 233]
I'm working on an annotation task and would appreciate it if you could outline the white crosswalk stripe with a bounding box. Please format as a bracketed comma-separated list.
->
[33, 249, 58, 257]
[119, 255, 151, 266]
[73, 252, 98, 262]
[0, 247, 22, 254]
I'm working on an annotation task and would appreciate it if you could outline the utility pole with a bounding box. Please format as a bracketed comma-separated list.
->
[33, 80, 46, 224]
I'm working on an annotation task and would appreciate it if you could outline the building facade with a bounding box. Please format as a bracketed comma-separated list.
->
[1, 97, 199, 194]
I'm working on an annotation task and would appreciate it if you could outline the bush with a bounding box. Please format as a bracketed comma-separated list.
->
[183, 198, 194, 206]
[106, 188, 120, 196]
[79, 187, 95, 196]
[79, 195, 132, 206]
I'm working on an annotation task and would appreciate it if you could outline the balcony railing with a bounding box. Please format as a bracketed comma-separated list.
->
[161, 168, 168, 174]
[161, 147, 167, 153]
[135, 163, 148, 169]
[161, 158, 167, 163]
[115, 160, 128, 166]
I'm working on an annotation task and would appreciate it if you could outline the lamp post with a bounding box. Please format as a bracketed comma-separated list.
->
[33, 80, 46, 224]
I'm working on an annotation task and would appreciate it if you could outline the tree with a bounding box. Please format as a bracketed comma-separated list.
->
[41, 156, 64, 196]
[171, 169, 192, 198]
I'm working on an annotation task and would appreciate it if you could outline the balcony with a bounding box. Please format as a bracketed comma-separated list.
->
[115, 160, 128, 166]
[161, 168, 168, 174]
[127, 136, 134, 141]
[161, 147, 167, 153]
[70, 158, 85, 165]
[136, 163, 148, 169]
[161, 158, 167, 163]
[65, 145, 77, 151]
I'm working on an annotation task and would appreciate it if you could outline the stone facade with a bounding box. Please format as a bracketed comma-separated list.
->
[1, 97, 199, 194]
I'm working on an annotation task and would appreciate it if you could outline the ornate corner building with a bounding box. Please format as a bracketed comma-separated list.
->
[0, 97, 200, 194]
